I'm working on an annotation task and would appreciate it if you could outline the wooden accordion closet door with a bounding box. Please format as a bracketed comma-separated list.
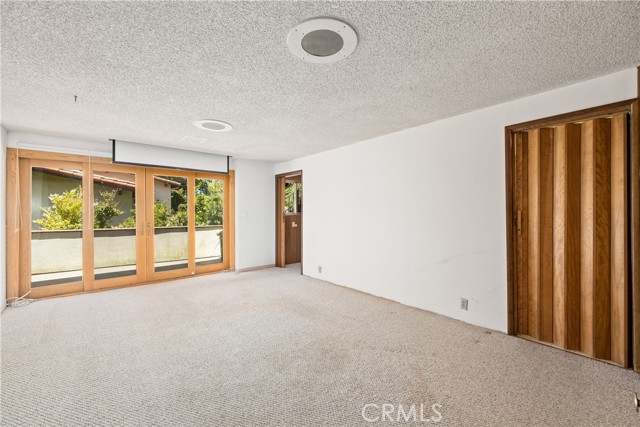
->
[514, 113, 629, 367]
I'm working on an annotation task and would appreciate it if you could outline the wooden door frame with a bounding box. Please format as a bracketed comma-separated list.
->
[145, 168, 233, 281]
[275, 170, 303, 273]
[193, 171, 233, 275]
[6, 148, 235, 300]
[504, 79, 640, 371]
[145, 167, 194, 282]
[19, 157, 86, 298]
[5, 149, 116, 299]
[633, 67, 640, 372]
[90, 162, 147, 291]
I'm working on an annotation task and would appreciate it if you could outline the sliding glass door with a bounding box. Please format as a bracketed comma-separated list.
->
[145, 169, 230, 281]
[28, 159, 86, 297]
[146, 169, 191, 280]
[194, 174, 228, 274]
[91, 164, 146, 290]
[17, 152, 232, 299]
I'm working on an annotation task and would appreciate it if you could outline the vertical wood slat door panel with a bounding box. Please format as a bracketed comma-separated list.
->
[527, 129, 541, 339]
[610, 114, 628, 367]
[553, 125, 567, 347]
[580, 120, 596, 357]
[515, 133, 529, 335]
[539, 128, 555, 343]
[553, 123, 582, 350]
[564, 124, 583, 351]
[524, 127, 555, 344]
[593, 118, 612, 361]
[515, 112, 629, 367]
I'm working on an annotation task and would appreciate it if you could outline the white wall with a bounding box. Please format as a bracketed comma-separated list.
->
[232, 159, 275, 270]
[1, 126, 7, 311]
[7, 132, 112, 156]
[276, 68, 638, 333]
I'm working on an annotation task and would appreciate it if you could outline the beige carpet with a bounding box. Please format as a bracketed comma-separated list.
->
[1, 265, 639, 426]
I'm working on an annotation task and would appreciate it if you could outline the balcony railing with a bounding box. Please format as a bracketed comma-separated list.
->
[31, 226, 222, 286]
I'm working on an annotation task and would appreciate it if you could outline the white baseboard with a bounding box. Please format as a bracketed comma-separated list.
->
[235, 264, 276, 273]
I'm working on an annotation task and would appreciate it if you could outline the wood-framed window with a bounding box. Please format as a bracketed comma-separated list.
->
[6, 148, 235, 299]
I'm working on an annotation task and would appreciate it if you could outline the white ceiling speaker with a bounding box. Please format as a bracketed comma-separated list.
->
[287, 18, 358, 64]
[193, 119, 233, 132]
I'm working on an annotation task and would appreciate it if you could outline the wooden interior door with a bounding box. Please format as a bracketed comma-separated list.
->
[276, 175, 286, 268]
[285, 214, 302, 264]
[513, 112, 630, 367]
[276, 171, 303, 268]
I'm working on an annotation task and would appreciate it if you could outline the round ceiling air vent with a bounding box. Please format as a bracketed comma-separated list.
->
[287, 18, 357, 64]
[193, 120, 233, 132]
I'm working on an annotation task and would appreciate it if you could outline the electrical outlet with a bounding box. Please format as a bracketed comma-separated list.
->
[318, 266, 322, 273]
[460, 298, 468, 311]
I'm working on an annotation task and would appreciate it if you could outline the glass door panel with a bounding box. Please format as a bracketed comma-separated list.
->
[195, 178, 224, 266]
[20, 154, 232, 299]
[153, 174, 189, 272]
[31, 165, 84, 287]
[93, 169, 138, 281]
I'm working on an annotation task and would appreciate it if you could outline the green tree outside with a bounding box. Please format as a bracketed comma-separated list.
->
[35, 179, 225, 230]
[94, 190, 124, 229]
[34, 186, 84, 230]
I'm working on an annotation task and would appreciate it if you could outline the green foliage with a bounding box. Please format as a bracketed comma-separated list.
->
[168, 189, 188, 226]
[284, 182, 301, 214]
[94, 189, 124, 229]
[36, 187, 129, 230]
[285, 183, 294, 213]
[153, 201, 169, 227]
[195, 179, 223, 226]
[153, 179, 223, 227]
[167, 209, 188, 226]
[34, 186, 83, 230]
[118, 209, 137, 228]
[35, 178, 224, 231]
[170, 187, 187, 214]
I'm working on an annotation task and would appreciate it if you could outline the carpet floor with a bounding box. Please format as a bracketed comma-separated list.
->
[1, 265, 639, 426]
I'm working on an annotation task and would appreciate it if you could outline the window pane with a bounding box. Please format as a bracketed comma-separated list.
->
[195, 178, 224, 266]
[93, 170, 137, 280]
[284, 181, 301, 214]
[154, 175, 188, 272]
[284, 182, 295, 213]
[31, 167, 83, 287]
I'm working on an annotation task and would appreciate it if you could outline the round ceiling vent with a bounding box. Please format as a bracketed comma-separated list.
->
[287, 18, 357, 64]
[193, 120, 233, 132]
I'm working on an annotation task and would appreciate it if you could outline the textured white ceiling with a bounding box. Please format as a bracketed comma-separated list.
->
[1, 1, 639, 162]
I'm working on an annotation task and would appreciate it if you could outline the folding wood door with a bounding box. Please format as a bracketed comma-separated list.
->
[511, 109, 632, 367]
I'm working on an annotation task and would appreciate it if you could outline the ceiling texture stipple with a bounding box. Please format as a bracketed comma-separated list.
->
[1, 1, 639, 162]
